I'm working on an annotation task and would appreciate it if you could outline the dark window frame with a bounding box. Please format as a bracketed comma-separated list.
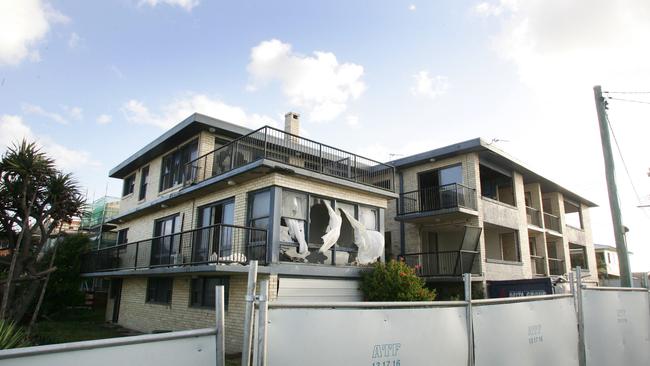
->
[139, 165, 149, 201]
[190, 277, 229, 309]
[150, 213, 181, 266]
[116, 228, 129, 245]
[247, 189, 272, 230]
[146, 277, 173, 304]
[159, 139, 199, 192]
[122, 174, 136, 197]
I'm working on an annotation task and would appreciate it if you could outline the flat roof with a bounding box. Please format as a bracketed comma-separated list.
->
[389, 137, 598, 207]
[109, 113, 253, 178]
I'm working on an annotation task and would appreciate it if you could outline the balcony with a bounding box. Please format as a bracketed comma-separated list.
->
[182, 126, 395, 192]
[526, 207, 542, 227]
[530, 255, 546, 276]
[548, 257, 565, 276]
[543, 212, 562, 233]
[398, 184, 477, 218]
[401, 250, 480, 277]
[80, 224, 267, 273]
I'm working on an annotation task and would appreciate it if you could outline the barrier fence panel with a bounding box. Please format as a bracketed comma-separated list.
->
[0, 328, 217, 366]
[473, 295, 579, 366]
[581, 288, 650, 366]
[264, 302, 469, 366]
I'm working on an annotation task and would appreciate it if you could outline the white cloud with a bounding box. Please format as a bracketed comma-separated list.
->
[0, 114, 99, 171]
[121, 93, 278, 130]
[62, 105, 83, 121]
[0, 0, 69, 66]
[410, 71, 449, 99]
[247, 39, 366, 122]
[139, 0, 199, 11]
[345, 115, 360, 128]
[22, 103, 68, 124]
[96, 114, 112, 125]
[68, 32, 80, 49]
[408, 4, 416, 11]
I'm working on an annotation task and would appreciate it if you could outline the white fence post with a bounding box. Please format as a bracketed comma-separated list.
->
[576, 266, 586, 366]
[242, 260, 259, 366]
[463, 273, 474, 366]
[255, 279, 269, 366]
[215, 285, 225, 366]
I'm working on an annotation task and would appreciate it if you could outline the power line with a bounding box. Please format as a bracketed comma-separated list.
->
[605, 96, 650, 105]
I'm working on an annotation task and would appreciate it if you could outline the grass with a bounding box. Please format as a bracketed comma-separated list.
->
[33, 307, 131, 345]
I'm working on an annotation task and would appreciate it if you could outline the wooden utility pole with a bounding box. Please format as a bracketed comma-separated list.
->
[593, 85, 633, 287]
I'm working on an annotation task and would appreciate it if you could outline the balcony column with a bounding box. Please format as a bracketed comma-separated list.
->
[512, 172, 533, 277]
[268, 186, 282, 264]
[555, 193, 573, 275]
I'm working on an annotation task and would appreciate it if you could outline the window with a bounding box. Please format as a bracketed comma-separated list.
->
[195, 199, 235, 261]
[146, 277, 173, 304]
[280, 190, 308, 247]
[524, 192, 532, 207]
[159, 139, 199, 191]
[359, 206, 379, 231]
[122, 174, 135, 196]
[417, 165, 464, 210]
[139, 166, 149, 201]
[570, 243, 588, 269]
[190, 277, 229, 309]
[564, 200, 583, 229]
[117, 228, 129, 245]
[151, 214, 181, 266]
[485, 225, 520, 262]
[499, 232, 520, 261]
[480, 164, 515, 205]
[248, 190, 271, 230]
[384, 231, 393, 260]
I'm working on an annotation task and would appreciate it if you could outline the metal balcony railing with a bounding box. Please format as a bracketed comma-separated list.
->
[543, 212, 562, 233]
[398, 184, 477, 215]
[400, 250, 480, 277]
[182, 126, 395, 192]
[526, 206, 542, 227]
[530, 255, 546, 276]
[80, 224, 267, 273]
[548, 257, 565, 276]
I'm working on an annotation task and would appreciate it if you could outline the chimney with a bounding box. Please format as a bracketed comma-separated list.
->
[284, 112, 300, 136]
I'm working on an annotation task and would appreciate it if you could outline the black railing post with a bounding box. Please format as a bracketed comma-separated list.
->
[134, 242, 139, 269]
[319, 145, 323, 172]
[263, 127, 268, 158]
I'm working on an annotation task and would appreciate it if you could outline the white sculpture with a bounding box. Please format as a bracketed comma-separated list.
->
[339, 209, 384, 265]
[319, 202, 342, 254]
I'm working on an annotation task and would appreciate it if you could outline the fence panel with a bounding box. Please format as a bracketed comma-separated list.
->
[266, 303, 468, 366]
[582, 288, 650, 366]
[473, 295, 579, 366]
[0, 329, 216, 366]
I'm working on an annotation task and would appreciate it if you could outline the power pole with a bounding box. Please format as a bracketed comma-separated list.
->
[593, 85, 633, 287]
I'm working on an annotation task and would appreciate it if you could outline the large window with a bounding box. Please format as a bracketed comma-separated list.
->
[116, 228, 129, 245]
[139, 166, 149, 201]
[248, 190, 271, 230]
[146, 277, 173, 304]
[122, 174, 135, 197]
[485, 225, 520, 262]
[570, 243, 588, 269]
[151, 214, 181, 266]
[159, 139, 199, 191]
[195, 199, 235, 261]
[564, 200, 583, 229]
[417, 165, 464, 210]
[190, 277, 229, 309]
[480, 164, 515, 206]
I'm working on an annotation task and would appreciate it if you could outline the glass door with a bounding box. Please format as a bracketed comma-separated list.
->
[151, 215, 180, 266]
[195, 200, 234, 262]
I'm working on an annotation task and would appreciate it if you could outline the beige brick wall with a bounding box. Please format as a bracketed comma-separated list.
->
[116, 273, 278, 355]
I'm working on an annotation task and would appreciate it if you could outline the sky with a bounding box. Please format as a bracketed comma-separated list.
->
[1, 0, 649, 271]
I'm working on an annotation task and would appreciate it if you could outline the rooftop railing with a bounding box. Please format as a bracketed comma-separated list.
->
[398, 183, 477, 215]
[182, 126, 395, 192]
[80, 224, 267, 273]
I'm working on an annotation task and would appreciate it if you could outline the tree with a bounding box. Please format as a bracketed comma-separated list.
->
[360, 260, 437, 301]
[0, 140, 84, 322]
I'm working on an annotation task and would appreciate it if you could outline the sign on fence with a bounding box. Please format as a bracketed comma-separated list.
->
[266, 304, 469, 366]
[472, 295, 579, 366]
[582, 288, 650, 366]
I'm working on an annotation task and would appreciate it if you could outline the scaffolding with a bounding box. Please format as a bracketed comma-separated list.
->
[79, 196, 120, 250]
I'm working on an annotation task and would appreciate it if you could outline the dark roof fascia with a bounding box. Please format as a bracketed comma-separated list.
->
[390, 137, 597, 207]
[109, 113, 253, 178]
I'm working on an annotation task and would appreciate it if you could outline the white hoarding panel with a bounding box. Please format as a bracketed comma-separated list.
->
[582, 289, 650, 366]
[266, 306, 468, 366]
[473, 296, 579, 366]
[0, 330, 216, 366]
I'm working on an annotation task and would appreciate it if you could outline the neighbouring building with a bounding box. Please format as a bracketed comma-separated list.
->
[80, 112, 396, 354]
[385, 138, 599, 297]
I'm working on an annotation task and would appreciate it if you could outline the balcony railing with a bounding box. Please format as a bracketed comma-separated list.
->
[80, 224, 267, 273]
[543, 212, 562, 233]
[401, 250, 480, 277]
[530, 255, 546, 276]
[526, 206, 542, 227]
[548, 257, 565, 276]
[182, 126, 395, 192]
[398, 184, 477, 216]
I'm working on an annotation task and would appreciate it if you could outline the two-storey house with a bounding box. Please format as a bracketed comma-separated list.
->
[386, 138, 598, 296]
[81, 112, 396, 353]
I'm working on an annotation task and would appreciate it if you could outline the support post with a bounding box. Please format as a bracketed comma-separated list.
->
[242, 261, 258, 366]
[463, 273, 474, 366]
[215, 285, 225, 366]
[255, 279, 269, 366]
[594, 85, 633, 287]
[576, 267, 586, 366]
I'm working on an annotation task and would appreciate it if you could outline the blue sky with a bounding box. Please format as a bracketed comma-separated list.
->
[2, 0, 650, 270]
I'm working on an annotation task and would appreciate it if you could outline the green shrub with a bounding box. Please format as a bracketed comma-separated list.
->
[360, 260, 436, 301]
[0, 321, 30, 349]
